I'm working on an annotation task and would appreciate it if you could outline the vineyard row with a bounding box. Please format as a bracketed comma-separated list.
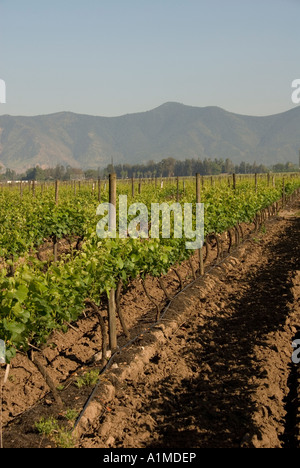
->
[0, 172, 299, 378]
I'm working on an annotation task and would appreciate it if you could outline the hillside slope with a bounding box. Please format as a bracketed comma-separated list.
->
[0, 102, 299, 172]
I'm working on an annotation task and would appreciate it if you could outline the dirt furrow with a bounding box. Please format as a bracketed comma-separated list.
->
[2, 199, 300, 449]
[78, 203, 300, 449]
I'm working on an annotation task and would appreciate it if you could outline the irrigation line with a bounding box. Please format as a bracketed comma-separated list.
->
[0, 227, 243, 436]
[2, 191, 298, 438]
[72, 239, 245, 433]
[74, 192, 300, 432]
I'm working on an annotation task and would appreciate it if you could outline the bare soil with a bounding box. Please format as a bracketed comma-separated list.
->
[1, 197, 300, 449]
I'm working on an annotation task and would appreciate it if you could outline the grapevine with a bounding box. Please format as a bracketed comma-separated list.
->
[0, 174, 299, 363]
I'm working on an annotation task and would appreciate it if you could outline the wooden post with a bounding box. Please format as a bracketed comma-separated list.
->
[255, 173, 258, 193]
[53, 180, 59, 261]
[98, 177, 101, 203]
[55, 180, 59, 205]
[108, 173, 117, 351]
[282, 177, 286, 207]
[53, 179, 58, 262]
[177, 176, 180, 202]
[196, 173, 201, 203]
[233, 173, 236, 190]
[131, 177, 135, 198]
[196, 173, 204, 276]
[109, 173, 117, 232]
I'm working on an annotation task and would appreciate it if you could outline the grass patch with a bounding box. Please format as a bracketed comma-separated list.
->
[75, 369, 100, 389]
[34, 409, 79, 448]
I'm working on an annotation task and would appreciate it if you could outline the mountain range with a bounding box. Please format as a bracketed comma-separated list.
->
[0, 102, 299, 173]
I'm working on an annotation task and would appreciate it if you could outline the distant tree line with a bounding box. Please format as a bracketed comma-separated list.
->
[0, 158, 298, 181]
[0, 165, 85, 182]
[94, 158, 299, 179]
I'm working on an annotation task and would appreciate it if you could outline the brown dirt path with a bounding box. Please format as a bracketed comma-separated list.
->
[78, 201, 300, 449]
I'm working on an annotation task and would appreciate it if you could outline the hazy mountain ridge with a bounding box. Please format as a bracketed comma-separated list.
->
[0, 102, 299, 173]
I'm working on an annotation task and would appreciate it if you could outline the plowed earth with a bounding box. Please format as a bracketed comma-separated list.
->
[1, 198, 300, 449]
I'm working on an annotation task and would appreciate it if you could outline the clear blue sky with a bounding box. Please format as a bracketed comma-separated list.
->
[0, 0, 299, 117]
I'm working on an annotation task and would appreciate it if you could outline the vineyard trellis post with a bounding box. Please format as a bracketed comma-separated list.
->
[108, 173, 117, 351]
[52, 180, 60, 262]
[233, 173, 236, 190]
[55, 180, 59, 206]
[32, 180, 36, 198]
[196, 173, 204, 276]
[282, 177, 286, 207]
[98, 177, 101, 203]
